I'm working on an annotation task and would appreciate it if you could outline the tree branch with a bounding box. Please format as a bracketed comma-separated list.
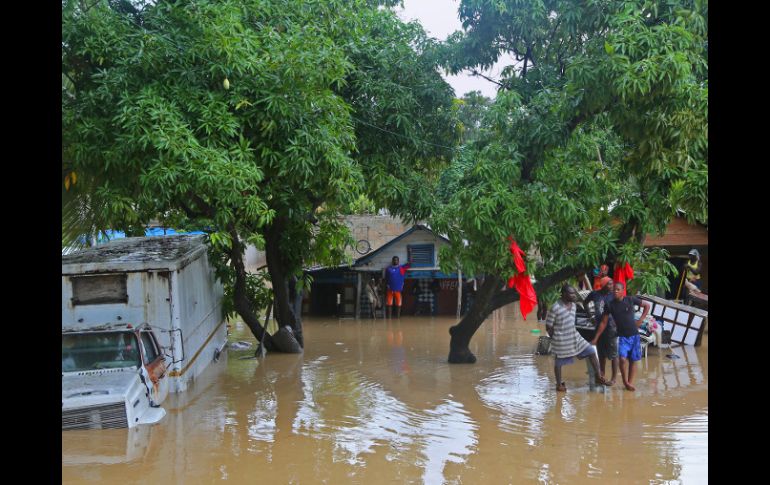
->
[470, 70, 506, 88]
[487, 265, 582, 310]
[522, 44, 533, 77]
[63, 71, 78, 92]
[543, 18, 563, 61]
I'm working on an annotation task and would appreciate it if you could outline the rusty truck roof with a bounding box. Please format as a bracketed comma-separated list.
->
[62, 235, 208, 274]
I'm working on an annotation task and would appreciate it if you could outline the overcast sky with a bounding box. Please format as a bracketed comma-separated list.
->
[396, 0, 512, 99]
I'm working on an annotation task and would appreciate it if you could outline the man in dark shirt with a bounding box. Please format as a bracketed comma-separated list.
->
[597, 281, 651, 391]
[584, 277, 618, 385]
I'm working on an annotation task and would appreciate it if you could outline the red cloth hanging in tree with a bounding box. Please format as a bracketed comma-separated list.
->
[508, 273, 537, 320]
[613, 262, 634, 296]
[509, 237, 526, 273]
[507, 237, 537, 320]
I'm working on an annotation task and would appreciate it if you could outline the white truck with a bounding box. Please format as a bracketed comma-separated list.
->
[62, 235, 227, 429]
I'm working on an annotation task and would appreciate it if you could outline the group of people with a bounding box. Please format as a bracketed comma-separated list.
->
[546, 278, 650, 392]
[374, 247, 701, 394]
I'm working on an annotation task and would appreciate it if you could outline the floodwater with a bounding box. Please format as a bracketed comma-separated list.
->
[62, 304, 707, 484]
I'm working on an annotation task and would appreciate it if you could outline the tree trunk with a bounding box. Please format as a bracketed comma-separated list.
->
[448, 276, 502, 363]
[447, 220, 642, 364]
[227, 226, 277, 351]
[289, 275, 305, 348]
[263, 220, 303, 353]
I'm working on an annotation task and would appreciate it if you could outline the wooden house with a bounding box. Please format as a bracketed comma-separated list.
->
[644, 215, 708, 296]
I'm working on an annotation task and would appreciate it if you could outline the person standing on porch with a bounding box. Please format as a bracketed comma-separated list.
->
[383, 248, 411, 319]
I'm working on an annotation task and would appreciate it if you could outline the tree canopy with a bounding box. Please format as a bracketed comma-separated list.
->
[62, 0, 459, 350]
[62, 0, 707, 362]
[431, 0, 707, 362]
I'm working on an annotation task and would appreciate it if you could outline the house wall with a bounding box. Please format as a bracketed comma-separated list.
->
[244, 215, 410, 273]
[344, 215, 410, 257]
[354, 229, 448, 272]
[400, 277, 461, 316]
[645, 217, 708, 247]
[244, 244, 266, 273]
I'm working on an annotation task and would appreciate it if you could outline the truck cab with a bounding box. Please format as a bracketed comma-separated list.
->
[62, 323, 168, 430]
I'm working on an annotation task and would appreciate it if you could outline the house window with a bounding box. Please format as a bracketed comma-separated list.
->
[408, 244, 434, 267]
[71, 274, 128, 305]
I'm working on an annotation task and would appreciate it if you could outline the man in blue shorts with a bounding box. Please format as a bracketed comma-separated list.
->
[599, 282, 651, 391]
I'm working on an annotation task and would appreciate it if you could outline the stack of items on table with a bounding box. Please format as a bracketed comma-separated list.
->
[635, 311, 669, 357]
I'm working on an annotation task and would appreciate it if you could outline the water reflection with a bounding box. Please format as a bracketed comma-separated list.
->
[63, 312, 707, 484]
[292, 352, 478, 482]
[62, 425, 152, 465]
[476, 354, 552, 441]
[418, 399, 477, 485]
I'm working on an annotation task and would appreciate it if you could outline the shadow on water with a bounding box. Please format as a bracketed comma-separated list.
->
[63, 306, 707, 484]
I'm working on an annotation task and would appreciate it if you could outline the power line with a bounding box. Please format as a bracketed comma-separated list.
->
[350, 116, 458, 151]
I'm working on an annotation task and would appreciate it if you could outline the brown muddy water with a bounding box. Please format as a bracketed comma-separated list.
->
[62, 304, 707, 484]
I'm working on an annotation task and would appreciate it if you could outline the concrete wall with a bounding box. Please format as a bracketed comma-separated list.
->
[244, 215, 411, 273]
[343, 215, 410, 257]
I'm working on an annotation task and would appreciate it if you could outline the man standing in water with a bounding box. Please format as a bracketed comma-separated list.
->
[585, 277, 619, 385]
[599, 281, 651, 391]
[383, 249, 411, 319]
[546, 285, 608, 391]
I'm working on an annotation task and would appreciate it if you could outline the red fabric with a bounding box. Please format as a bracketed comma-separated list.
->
[512, 273, 537, 320]
[508, 238, 526, 273]
[506, 237, 537, 320]
[613, 262, 634, 296]
[399, 263, 410, 276]
[622, 262, 634, 281]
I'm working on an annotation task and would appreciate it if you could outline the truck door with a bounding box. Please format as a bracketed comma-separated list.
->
[139, 330, 169, 406]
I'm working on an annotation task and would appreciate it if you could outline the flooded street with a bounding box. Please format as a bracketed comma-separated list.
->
[62, 305, 707, 484]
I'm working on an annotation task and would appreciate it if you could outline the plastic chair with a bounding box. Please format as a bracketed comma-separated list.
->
[639, 333, 655, 359]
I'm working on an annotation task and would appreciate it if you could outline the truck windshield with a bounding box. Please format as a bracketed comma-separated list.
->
[62, 332, 141, 372]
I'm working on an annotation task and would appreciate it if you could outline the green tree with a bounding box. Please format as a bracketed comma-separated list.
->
[432, 0, 707, 363]
[62, 0, 458, 351]
[456, 90, 493, 144]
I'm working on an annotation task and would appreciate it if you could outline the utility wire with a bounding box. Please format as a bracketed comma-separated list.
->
[350, 115, 458, 152]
